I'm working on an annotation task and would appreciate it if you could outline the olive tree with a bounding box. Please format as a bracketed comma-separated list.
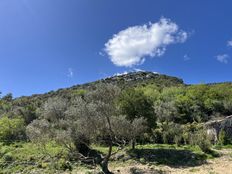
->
[79, 84, 147, 173]
[27, 84, 147, 174]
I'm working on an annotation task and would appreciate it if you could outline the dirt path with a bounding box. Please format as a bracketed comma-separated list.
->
[110, 149, 232, 174]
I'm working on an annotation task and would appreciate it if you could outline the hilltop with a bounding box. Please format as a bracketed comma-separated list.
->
[16, 71, 184, 102]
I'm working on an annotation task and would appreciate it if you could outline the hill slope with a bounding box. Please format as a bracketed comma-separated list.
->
[16, 71, 184, 102]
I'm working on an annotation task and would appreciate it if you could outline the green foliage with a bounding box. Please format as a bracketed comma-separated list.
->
[3, 152, 14, 162]
[118, 88, 156, 129]
[138, 84, 161, 102]
[152, 122, 207, 147]
[143, 83, 232, 124]
[190, 129, 212, 153]
[217, 129, 231, 145]
[160, 122, 183, 145]
[1, 93, 13, 102]
[17, 105, 37, 125]
[218, 130, 226, 146]
[154, 87, 184, 123]
[72, 89, 87, 97]
[0, 116, 25, 142]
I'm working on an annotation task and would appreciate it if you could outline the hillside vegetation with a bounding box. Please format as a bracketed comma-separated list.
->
[0, 71, 232, 174]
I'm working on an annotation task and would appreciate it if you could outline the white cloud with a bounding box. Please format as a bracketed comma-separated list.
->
[183, 54, 191, 61]
[104, 17, 188, 67]
[134, 68, 145, 72]
[114, 71, 129, 76]
[227, 40, 232, 47]
[216, 54, 229, 64]
[67, 68, 74, 78]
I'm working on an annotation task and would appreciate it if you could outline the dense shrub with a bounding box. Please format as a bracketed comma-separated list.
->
[140, 83, 232, 124]
[0, 116, 26, 142]
[117, 88, 156, 129]
[190, 129, 212, 153]
[218, 129, 232, 145]
[218, 130, 226, 146]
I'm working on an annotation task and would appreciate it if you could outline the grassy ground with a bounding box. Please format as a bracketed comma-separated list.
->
[0, 142, 228, 174]
[0, 142, 69, 174]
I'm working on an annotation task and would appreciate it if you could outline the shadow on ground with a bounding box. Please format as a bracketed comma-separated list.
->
[127, 148, 207, 168]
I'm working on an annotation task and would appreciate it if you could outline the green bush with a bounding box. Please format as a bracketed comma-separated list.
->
[218, 129, 231, 145]
[3, 153, 14, 162]
[190, 129, 212, 153]
[152, 122, 184, 145]
[0, 116, 26, 142]
[218, 130, 226, 146]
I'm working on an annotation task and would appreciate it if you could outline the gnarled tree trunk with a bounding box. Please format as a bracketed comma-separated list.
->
[100, 140, 113, 174]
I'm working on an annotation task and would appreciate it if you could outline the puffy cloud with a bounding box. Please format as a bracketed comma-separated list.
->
[104, 18, 188, 67]
[228, 40, 232, 47]
[216, 54, 229, 64]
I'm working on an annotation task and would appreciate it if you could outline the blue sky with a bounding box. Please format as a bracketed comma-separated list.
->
[0, 0, 232, 97]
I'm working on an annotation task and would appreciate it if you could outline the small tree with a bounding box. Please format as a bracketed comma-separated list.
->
[117, 88, 156, 149]
[82, 84, 147, 173]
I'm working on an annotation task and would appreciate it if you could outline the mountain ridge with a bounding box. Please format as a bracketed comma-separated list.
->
[15, 71, 184, 101]
[14, 71, 232, 102]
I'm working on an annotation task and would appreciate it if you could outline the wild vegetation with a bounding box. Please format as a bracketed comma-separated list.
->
[0, 72, 232, 173]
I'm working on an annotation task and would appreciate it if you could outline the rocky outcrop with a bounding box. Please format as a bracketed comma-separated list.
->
[205, 116, 232, 143]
